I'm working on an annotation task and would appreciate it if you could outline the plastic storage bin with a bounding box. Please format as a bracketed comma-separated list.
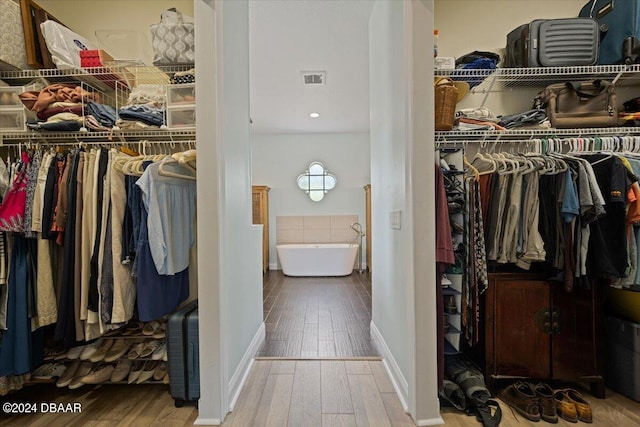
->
[167, 83, 195, 106]
[0, 109, 26, 132]
[0, 87, 24, 109]
[605, 316, 640, 401]
[167, 106, 196, 129]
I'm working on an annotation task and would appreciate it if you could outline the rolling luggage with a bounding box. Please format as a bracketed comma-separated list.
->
[167, 300, 200, 407]
[580, 0, 640, 64]
[504, 18, 600, 67]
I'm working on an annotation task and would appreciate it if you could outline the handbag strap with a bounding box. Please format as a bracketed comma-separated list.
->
[565, 80, 610, 98]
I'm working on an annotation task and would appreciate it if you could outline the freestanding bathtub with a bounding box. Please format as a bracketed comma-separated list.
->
[276, 243, 358, 276]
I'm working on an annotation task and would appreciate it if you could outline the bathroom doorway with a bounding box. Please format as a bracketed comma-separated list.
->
[248, 1, 375, 358]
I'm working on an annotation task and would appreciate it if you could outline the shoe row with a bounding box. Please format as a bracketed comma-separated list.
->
[498, 381, 593, 423]
[46, 337, 167, 363]
[42, 360, 170, 388]
[105, 319, 167, 338]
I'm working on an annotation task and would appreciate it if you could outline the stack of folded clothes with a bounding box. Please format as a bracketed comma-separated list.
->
[19, 84, 117, 132]
[454, 107, 506, 131]
[116, 84, 166, 130]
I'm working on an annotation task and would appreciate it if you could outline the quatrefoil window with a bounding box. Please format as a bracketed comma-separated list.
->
[297, 162, 337, 202]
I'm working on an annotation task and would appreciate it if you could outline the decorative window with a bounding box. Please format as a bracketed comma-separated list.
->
[297, 162, 337, 202]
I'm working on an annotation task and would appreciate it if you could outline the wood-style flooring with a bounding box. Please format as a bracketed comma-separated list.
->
[257, 271, 378, 358]
[3, 361, 640, 426]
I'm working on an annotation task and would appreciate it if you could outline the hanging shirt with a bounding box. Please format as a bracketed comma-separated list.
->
[136, 161, 196, 276]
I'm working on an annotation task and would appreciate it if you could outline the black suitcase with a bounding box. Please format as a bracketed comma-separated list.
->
[504, 18, 600, 67]
[580, 0, 640, 64]
[167, 300, 200, 407]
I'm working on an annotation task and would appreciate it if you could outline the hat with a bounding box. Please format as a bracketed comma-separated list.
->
[434, 77, 470, 102]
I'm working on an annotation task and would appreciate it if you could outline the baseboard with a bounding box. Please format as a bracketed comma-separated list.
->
[269, 262, 279, 270]
[228, 322, 265, 411]
[416, 417, 445, 426]
[370, 321, 409, 412]
[194, 418, 222, 425]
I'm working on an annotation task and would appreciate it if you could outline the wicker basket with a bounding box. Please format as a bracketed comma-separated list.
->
[434, 79, 459, 131]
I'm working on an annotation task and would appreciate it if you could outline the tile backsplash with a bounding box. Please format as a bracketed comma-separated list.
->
[276, 215, 358, 244]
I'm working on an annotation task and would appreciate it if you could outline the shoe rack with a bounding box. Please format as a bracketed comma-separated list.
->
[34, 319, 170, 388]
[438, 148, 465, 355]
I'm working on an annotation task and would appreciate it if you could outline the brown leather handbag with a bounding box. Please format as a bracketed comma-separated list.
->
[540, 80, 618, 128]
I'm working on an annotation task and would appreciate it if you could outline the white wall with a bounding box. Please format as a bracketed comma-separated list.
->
[35, 0, 195, 65]
[369, 0, 412, 412]
[251, 132, 370, 269]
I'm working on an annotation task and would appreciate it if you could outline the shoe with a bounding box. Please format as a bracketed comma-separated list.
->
[554, 389, 578, 423]
[128, 361, 145, 384]
[444, 314, 450, 334]
[68, 362, 94, 389]
[563, 389, 592, 423]
[140, 340, 161, 358]
[153, 361, 168, 381]
[441, 274, 452, 288]
[32, 363, 66, 380]
[162, 372, 170, 384]
[497, 381, 541, 422]
[534, 382, 558, 423]
[82, 364, 115, 385]
[448, 201, 463, 214]
[111, 360, 133, 383]
[56, 361, 81, 388]
[123, 321, 143, 336]
[151, 342, 167, 361]
[137, 361, 158, 384]
[444, 295, 457, 314]
[450, 220, 464, 234]
[439, 379, 467, 411]
[128, 342, 145, 359]
[104, 338, 133, 362]
[153, 323, 167, 339]
[89, 339, 114, 362]
[142, 321, 161, 336]
[79, 339, 104, 361]
[66, 345, 85, 360]
[44, 348, 66, 361]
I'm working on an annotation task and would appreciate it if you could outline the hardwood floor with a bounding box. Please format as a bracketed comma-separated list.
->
[257, 271, 378, 358]
[3, 361, 640, 426]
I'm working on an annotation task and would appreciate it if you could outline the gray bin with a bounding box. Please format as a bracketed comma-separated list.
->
[605, 316, 640, 401]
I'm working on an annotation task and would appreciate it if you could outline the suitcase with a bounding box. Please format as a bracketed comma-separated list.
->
[167, 300, 200, 407]
[580, 0, 640, 64]
[504, 18, 600, 67]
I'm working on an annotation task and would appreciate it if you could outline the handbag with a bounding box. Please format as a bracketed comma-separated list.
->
[150, 8, 195, 65]
[540, 80, 618, 128]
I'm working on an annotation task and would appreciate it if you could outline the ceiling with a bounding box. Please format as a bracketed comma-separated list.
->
[249, 0, 373, 134]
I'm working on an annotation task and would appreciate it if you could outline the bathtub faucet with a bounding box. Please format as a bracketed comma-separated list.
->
[350, 223, 365, 274]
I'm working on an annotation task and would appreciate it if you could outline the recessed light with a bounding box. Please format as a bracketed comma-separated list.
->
[309, 112, 320, 118]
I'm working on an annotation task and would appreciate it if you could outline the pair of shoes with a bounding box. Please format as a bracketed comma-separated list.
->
[497, 381, 541, 422]
[81, 364, 115, 385]
[554, 388, 592, 423]
[444, 295, 457, 314]
[140, 340, 162, 358]
[143, 320, 162, 336]
[153, 361, 168, 381]
[151, 342, 167, 360]
[104, 339, 134, 362]
[111, 360, 132, 383]
[89, 339, 114, 362]
[68, 362, 94, 389]
[128, 361, 158, 384]
[439, 379, 467, 410]
[32, 363, 66, 380]
[79, 339, 105, 361]
[153, 323, 167, 339]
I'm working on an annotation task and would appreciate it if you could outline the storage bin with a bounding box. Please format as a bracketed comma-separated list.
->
[0, 109, 26, 132]
[605, 317, 640, 401]
[0, 86, 25, 109]
[80, 49, 114, 68]
[167, 106, 195, 129]
[166, 83, 196, 106]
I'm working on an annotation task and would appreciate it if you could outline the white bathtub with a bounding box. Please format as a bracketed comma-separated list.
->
[276, 243, 358, 277]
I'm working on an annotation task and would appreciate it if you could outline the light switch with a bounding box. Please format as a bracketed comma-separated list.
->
[390, 211, 401, 229]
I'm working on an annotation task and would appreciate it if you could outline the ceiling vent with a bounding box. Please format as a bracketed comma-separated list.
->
[302, 71, 327, 85]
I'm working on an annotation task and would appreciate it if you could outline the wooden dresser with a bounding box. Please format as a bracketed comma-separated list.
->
[252, 186, 270, 274]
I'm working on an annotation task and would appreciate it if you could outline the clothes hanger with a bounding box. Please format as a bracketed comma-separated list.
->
[157, 157, 196, 181]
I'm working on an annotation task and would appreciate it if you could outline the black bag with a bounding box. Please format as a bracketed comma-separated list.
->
[505, 18, 600, 67]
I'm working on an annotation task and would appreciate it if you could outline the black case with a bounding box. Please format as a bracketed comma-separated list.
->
[505, 18, 600, 67]
[167, 300, 200, 407]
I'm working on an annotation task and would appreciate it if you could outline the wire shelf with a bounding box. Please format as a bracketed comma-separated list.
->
[0, 129, 196, 143]
[435, 64, 640, 93]
[435, 126, 640, 142]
